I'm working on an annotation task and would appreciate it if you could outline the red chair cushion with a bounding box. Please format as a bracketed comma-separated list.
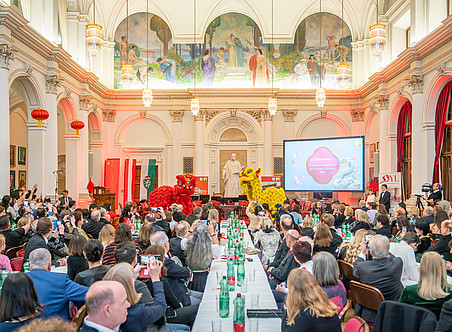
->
[10, 258, 23, 272]
[17, 250, 25, 258]
[344, 318, 367, 332]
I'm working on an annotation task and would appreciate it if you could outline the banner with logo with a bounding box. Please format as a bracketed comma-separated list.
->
[194, 176, 209, 195]
[140, 159, 156, 199]
[379, 173, 402, 208]
[261, 176, 282, 188]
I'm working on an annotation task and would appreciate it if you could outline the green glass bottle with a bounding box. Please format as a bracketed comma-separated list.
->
[227, 258, 235, 291]
[237, 258, 245, 287]
[219, 276, 230, 318]
[23, 259, 30, 273]
[233, 293, 245, 332]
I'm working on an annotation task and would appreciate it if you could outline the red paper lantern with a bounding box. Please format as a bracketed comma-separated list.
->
[31, 108, 49, 128]
[71, 119, 85, 135]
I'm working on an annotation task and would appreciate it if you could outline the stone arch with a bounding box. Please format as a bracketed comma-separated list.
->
[56, 96, 77, 123]
[297, 113, 351, 138]
[88, 111, 103, 143]
[115, 113, 171, 145]
[9, 73, 43, 115]
[206, 111, 262, 143]
[424, 73, 452, 124]
[388, 92, 413, 135]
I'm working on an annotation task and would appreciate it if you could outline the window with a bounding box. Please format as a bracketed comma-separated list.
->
[274, 157, 283, 175]
[400, 103, 412, 198]
[183, 157, 194, 175]
[441, 89, 452, 200]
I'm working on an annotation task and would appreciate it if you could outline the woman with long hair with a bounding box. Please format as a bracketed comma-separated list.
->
[290, 204, 303, 226]
[134, 222, 154, 252]
[377, 204, 388, 217]
[253, 215, 281, 262]
[64, 211, 88, 240]
[344, 206, 354, 225]
[300, 217, 315, 239]
[395, 217, 414, 239]
[74, 239, 110, 287]
[400, 251, 452, 318]
[366, 188, 376, 204]
[0, 273, 44, 332]
[313, 223, 334, 255]
[338, 229, 368, 264]
[351, 210, 371, 234]
[282, 269, 341, 332]
[431, 210, 448, 239]
[98, 224, 115, 248]
[66, 234, 88, 281]
[102, 223, 142, 266]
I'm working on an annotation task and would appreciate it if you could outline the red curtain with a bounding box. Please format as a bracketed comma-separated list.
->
[397, 101, 412, 172]
[104, 158, 120, 210]
[123, 159, 129, 206]
[433, 81, 452, 183]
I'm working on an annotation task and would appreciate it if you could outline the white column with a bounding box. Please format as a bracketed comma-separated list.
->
[283, 110, 297, 139]
[91, 142, 103, 186]
[356, 41, 364, 86]
[77, 95, 91, 205]
[388, 134, 398, 172]
[27, 124, 46, 194]
[170, 110, 184, 175]
[30, 0, 58, 44]
[0, 43, 14, 195]
[44, 75, 60, 199]
[263, 111, 273, 175]
[377, 94, 390, 173]
[351, 41, 359, 89]
[363, 39, 371, 82]
[194, 112, 204, 175]
[380, 15, 391, 68]
[65, 134, 80, 201]
[424, 121, 435, 183]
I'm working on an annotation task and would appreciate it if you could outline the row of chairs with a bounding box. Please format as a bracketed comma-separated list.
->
[5, 244, 25, 272]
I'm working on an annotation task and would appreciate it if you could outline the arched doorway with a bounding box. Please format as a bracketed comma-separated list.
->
[397, 101, 412, 199]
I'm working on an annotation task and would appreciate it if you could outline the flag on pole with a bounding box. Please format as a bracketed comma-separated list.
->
[124, 159, 136, 205]
[140, 159, 156, 199]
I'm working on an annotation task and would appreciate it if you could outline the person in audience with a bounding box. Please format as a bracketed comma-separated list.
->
[98, 208, 110, 224]
[375, 214, 392, 239]
[17, 317, 76, 332]
[102, 203, 116, 220]
[282, 269, 341, 332]
[390, 207, 407, 231]
[400, 251, 452, 319]
[428, 220, 452, 261]
[98, 224, 115, 248]
[314, 223, 336, 256]
[102, 262, 167, 332]
[339, 229, 368, 264]
[422, 206, 435, 225]
[169, 222, 188, 266]
[1, 195, 17, 220]
[290, 204, 303, 226]
[134, 221, 154, 252]
[80, 280, 130, 332]
[275, 200, 294, 226]
[23, 218, 66, 269]
[321, 213, 343, 249]
[377, 204, 388, 218]
[312, 252, 347, 314]
[0, 273, 44, 331]
[102, 223, 142, 266]
[151, 208, 172, 238]
[353, 235, 403, 323]
[436, 297, 452, 332]
[334, 204, 346, 228]
[0, 234, 12, 272]
[415, 219, 432, 256]
[408, 206, 421, 226]
[367, 202, 378, 225]
[431, 210, 448, 239]
[27, 248, 88, 320]
[75, 240, 110, 287]
[171, 204, 186, 223]
[144, 245, 199, 327]
[300, 216, 315, 239]
[207, 208, 219, 228]
[264, 215, 294, 270]
[200, 204, 209, 220]
[67, 235, 88, 281]
[16, 215, 33, 243]
[64, 211, 88, 241]
[253, 214, 281, 263]
[394, 217, 414, 239]
[268, 229, 300, 289]
[351, 210, 371, 234]
[185, 206, 202, 226]
[0, 214, 31, 250]
[389, 232, 420, 285]
[82, 210, 105, 240]
[344, 206, 355, 225]
[379, 184, 391, 213]
[355, 200, 366, 216]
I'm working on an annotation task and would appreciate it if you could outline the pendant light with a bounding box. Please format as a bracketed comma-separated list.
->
[336, 0, 350, 87]
[316, 0, 326, 108]
[369, 0, 386, 56]
[85, 0, 103, 57]
[121, 0, 133, 87]
[190, 0, 200, 116]
[142, 0, 153, 107]
[267, 0, 277, 116]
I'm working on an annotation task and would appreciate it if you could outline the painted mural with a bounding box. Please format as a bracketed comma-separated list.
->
[113, 12, 352, 89]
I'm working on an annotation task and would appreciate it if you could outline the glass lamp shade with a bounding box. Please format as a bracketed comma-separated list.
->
[369, 24, 386, 56]
[316, 87, 326, 108]
[268, 98, 277, 115]
[85, 24, 103, 57]
[190, 98, 200, 116]
[120, 64, 134, 87]
[336, 63, 350, 88]
[142, 87, 153, 107]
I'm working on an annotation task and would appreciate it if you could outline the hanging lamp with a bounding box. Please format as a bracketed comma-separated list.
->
[190, 0, 200, 116]
[336, 0, 350, 87]
[369, 0, 386, 56]
[121, 0, 133, 87]
[267, 0, 277, 116]
[85, 0, 103, 57]
[316, 0, 326, 107]
[142, 0, 153, 107]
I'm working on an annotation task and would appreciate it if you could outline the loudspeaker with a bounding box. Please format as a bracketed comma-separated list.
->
[374, 152, 380, 176]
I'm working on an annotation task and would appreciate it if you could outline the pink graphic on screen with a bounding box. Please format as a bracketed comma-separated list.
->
[306, 147, 340, 184]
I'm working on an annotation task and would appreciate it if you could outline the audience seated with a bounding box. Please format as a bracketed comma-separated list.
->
[415, 219, 432, 256]
[389, 231, 420, 285]
[334, 204, 346, 228]
[436, 297, 452, 332]
[351, 211, 371, 234]
[300, 216, 315, 239]
[185, 206, 202, 226]
[27, 248, 87, 320]
[394, 217, 414, 239]
[338, 229, 368, 263]
[353, 235, 403, 322]
[81, 210, 106, 240]
[74, 240, 110, 287]
[390, 207, 407, 232]
[320, 213, 343, 250]
[343, 206, 355, 225]
[421, 206, 435, 225]
[17, 317, 76, 332]
[0, 215, 31, 250]
[169, 222, 188, 266]
[431, 211, 449, 240]
[375, 214, 392, 239]
[101, 223, 142, 266]
[253, 214, 280, 263]
[134, 221, 154, 252]
[67, 234, 88, 281]
[64, 211, 88, 240]
[0, 234, 12, 272]
[152, 208, 172, 239]
[281, 269, 341, 332]
[428, 220, 452, 261]
[314, 223, 338, 257]
[263, 215, 294, 270]
[290, 204, 303, 226]
[171, 204, 186, 223]
[367, 202, 378, 226]
[98, 224, 115, 248]
[0, 273, 44, 332]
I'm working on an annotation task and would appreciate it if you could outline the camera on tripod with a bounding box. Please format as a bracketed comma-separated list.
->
[421, 183, 434, 193]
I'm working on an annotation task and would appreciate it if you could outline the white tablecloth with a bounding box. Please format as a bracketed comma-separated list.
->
[191, 253, 281, 332]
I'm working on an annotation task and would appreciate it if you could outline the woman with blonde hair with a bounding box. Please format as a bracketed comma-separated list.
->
[313, 223, 335, 256]
[351, 210, 371, 234]
[134, 222, 154, 252]
[207, 208, 219, 229]
[282, 269, 340, 331]
[300, 216, 315, 239]
[400, 251, 452, 318]
[338, 229, 368, 264]
[344, 206, 354, 225]
[98, 224, 115, 248]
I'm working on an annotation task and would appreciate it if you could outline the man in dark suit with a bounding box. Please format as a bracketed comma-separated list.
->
[28, 248, 88, 320]
[81, 210, 105, 239]
[421, 206, 435, 225]
[169, 222, 188, 266]
[379, 184, 391, 212]
[80, 280, 130, 332]
[58, 189, 73, 208]
[436, 297, 452, 332]
[185, 206, 202, 226]
[353, 235, 403, 323]
[0, 215, 31, 250]
[428, 220, 452, 261]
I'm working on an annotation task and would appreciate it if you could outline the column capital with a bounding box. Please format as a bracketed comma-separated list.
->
[170, 110, 184, 122]
[376, 93, 389, 110]
[407, 74, 424, 94]
[79, 94, 92, 110]
[193, 109, 205, 121]
[262, 108, 272, 121]
[351, 109, 365, 122]
[0, 43, 16, 69]
[45, 75, 61, 94]
[282, 110, 297, 122]
[230, 108, 238, 117]
[27, 122, 47, 131]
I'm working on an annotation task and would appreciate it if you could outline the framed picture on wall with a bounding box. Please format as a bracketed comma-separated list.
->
[370, 143, 375, 164]
[10, 145, 15, 167]
[18, 147, 26, 165]
[18, 171, 26, 189]
[10, 170, 15, 189]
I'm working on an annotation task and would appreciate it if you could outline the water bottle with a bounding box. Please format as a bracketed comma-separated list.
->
[237, 258, 245, 287]
[341, 224, 346, 238]
[0, 267, 9, 289]
[23, 259, 30, 273]
[345, 224, 351, 241]
[234, 240, 239, 265]
[227, 258, 235, 291]
[219, 276, 230, 318]
[233, 293, 245, 332]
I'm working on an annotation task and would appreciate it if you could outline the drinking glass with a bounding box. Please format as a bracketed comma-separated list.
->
[212, 320, 222, 332]
[241, 278, 248, 293]
[216, 270, 223, 284]
[216, 294, 219, 312]
[248, 318, 259, 332]
[249, 268, 256, 282]
[251, 293, 259, 308]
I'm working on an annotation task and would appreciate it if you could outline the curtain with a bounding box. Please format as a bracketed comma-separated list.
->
[433, 81, 452, 183]
[104, 159, 120, 210]
[397, 101, 412, 172]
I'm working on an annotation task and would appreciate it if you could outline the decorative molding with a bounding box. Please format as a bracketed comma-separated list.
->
[139, 108, 147, 118]
[262, 108, 272, 121]
[0, 43, 16, 69]
[351, 109, 365, 122]
[102, 109, 116, 122]
[63, 86, 71, 99]
[282, 110, 297, 122]
[205, 110, 220, 126]
[45, 74, 60, 94]
[193, 109, 205, 121]
[320, 109, 327, 118]
[170, 110, 184, 122]
[407, 74, 424, 94]
[437, 63, 446, 76]
[369, 103, 379, 114]
[376, 94, 389, 110]
[246, 110, 262, 124]
[23, 63, 32, 76]
[230, 108, 237, 117]
[79, 94, 92, 110]
[396, 86, 404, 97]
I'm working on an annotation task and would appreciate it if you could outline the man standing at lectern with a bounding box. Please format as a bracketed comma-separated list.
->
[223, 153, 242, 197]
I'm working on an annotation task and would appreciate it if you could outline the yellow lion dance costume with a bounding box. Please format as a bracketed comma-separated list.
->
[239, 167, 286, 214]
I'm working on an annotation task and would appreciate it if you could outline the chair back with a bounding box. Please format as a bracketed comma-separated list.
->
[72, 305, 87, 330]
[339, 299, 352, 321]
[344, 316, 370, 332]
[5, 245, 25, 260]
[111, 217, 120, 227]
[10, 257, 23, 272]
[339, 260, 358, 282]
[350, 280, 385, 312]
[17, 249, 25, 258]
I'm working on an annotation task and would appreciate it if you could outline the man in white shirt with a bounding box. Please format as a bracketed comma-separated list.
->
[389, 232, 420, 286]
[81, 281, 130, 332]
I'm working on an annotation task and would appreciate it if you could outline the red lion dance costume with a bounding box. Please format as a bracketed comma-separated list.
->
[148, 174, 197, 215]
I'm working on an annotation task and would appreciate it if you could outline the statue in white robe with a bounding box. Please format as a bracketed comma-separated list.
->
[223, 153, 242, 197]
